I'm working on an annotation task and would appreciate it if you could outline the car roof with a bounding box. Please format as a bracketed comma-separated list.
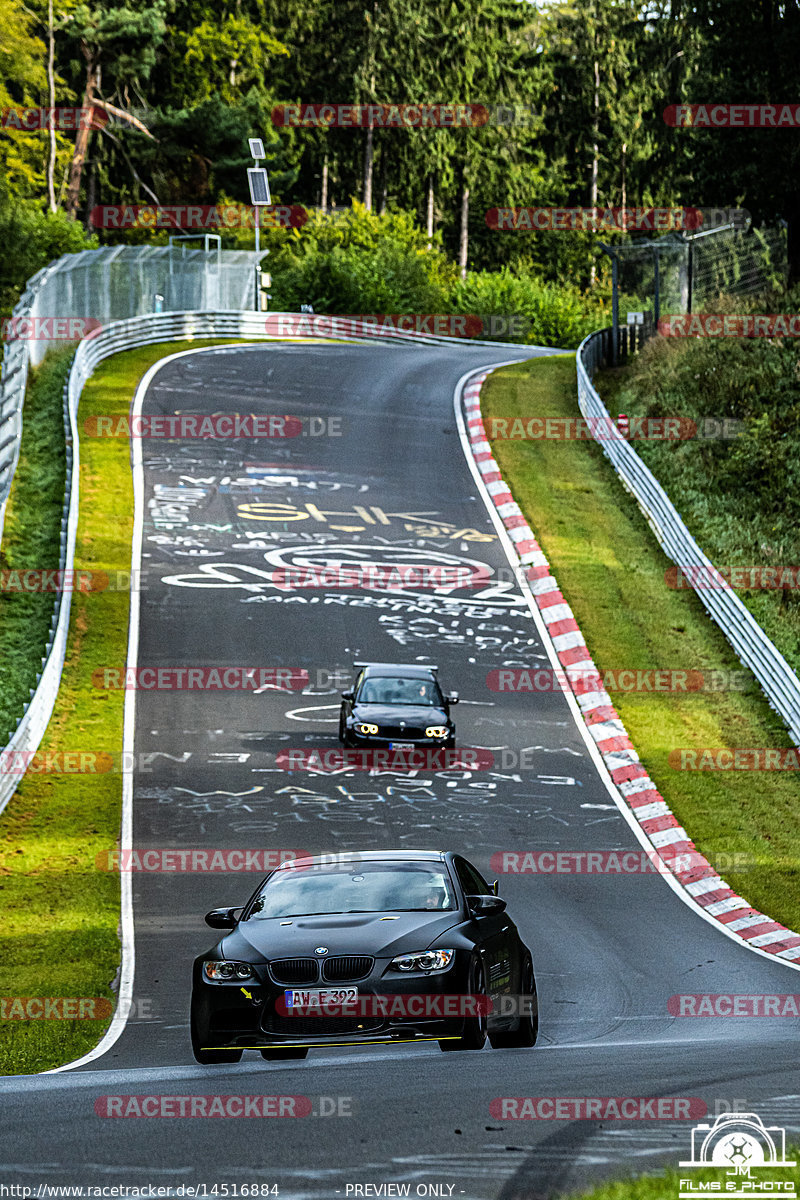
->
[356, 663, 439, 678]
[277, 850, 448, 870]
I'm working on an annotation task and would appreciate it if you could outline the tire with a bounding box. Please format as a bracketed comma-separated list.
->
[260, 1047, 309, 1060]
[488, 958, 538, 1049]
[191, 999, 243, 1064]
[438, 958, 488, 1051]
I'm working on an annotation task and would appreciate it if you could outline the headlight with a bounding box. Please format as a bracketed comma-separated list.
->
[389, 949, 455, 973]
[203, 961, 255, 982]
[356, 723, 379, 735]
[425, 726, 448, 738]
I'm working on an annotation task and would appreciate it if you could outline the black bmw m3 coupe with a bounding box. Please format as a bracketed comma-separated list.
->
[190, 850, 537, 1063]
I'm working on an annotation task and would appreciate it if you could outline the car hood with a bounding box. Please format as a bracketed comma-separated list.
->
[351, 703, 448, 725]
[223, 910, 461, 961]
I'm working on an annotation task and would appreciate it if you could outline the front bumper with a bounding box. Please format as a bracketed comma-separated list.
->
[346, 732, 453, 749]
[192, 959, 471, 1049]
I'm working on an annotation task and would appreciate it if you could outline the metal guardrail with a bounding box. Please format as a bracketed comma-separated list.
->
[577, 327, 800, 748]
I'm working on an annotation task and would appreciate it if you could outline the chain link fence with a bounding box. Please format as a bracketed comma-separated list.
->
[609, 225, 788, 357]
[0, 245, 255, 539]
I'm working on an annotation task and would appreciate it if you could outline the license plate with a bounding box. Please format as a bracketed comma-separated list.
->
[390, 741, 415, 750]
[284, 987, 358, 1008]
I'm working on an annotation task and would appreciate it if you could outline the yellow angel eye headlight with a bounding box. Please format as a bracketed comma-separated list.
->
[425, 726, 448, 738]
[356, 723, 379, 735]
[390, 949, 455, 972]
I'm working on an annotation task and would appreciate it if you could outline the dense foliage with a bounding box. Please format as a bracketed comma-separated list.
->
[3, 0, 800, 307]
[608, 288, 800, 670]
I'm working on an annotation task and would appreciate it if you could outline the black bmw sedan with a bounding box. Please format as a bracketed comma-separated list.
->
[338, 662, 457, 748]
[190, 850, 537, 1064]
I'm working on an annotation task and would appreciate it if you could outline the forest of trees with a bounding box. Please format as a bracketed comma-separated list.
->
[2, 0, 800, 312]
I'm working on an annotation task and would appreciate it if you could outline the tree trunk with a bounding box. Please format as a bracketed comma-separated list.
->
[85, 157, 97, 228]
[46, 0, 56, 212]
[589, 53, 599, 284]
[426, 173, 434, 248]
[363, 125, 374, 210]
[787, 200, 800, 287]
[65, 60, 99, 219]
[459, 182, 469, 281]
[320, 151, 328, 213]
[378, 147, 387, 214]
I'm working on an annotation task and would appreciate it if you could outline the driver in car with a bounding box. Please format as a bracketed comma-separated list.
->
[409, 879, 448, 910]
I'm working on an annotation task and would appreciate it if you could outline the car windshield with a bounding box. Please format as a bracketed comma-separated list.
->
[244, 862, 457, 918]
[357, 676, 441, 706]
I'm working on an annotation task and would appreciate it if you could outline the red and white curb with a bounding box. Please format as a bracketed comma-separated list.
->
[461, 369, 800, 963]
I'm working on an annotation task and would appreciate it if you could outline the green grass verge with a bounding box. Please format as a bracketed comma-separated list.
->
[0, 337, 230, 1075]
[0, 349, 70, 742]
[483, 357, 800, 933]
[566, 1147, 800, 1200]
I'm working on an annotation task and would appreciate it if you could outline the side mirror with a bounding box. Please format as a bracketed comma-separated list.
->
[447, 692, 459, 705]
[341, 690, 354, 701]
[205, 907, 240, 929]
[466, 894, 506, 917]
[492, 879, 499, 897]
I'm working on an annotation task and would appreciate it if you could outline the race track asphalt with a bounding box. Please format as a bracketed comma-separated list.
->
[1, 340, 798, 1200]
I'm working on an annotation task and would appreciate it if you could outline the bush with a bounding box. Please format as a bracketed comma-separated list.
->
[0, 201, 97, 318]
[605, 287, 800, 672]
[446, 265, 606, 349]
[268, 203, 455, 313]
[266, 202, 605, 347]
